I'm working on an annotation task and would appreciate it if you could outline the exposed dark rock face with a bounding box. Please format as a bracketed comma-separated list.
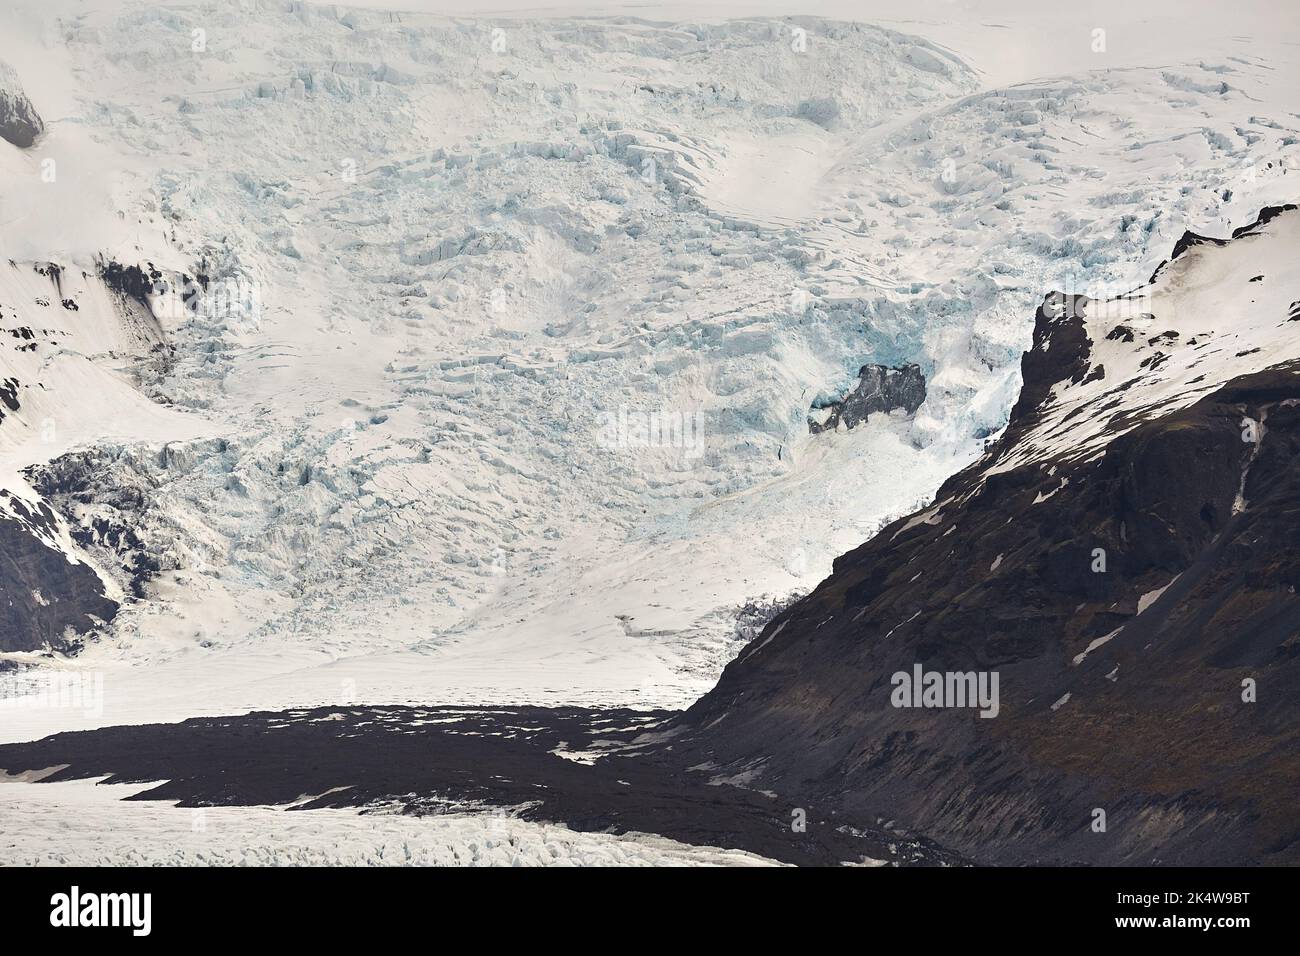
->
[97, 259, 162, 312]
[667, 207, 1300, 865]
[0, 61, 44, 149]
[0, 375, 19, 420]
[0, 257, 178, 653]
[0, 491, 117, 653]
[29, 451, 166, 600]
[671, 365, 1300, 865]
[808, 362, 926, 433]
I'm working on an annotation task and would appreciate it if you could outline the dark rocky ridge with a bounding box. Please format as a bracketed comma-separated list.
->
[0, 491, 117, 653]
[808, 362, 926, 433]
[0, 61, 44, 149]
[666, 207, 1300, 865]
[669, 363, 1300, 864]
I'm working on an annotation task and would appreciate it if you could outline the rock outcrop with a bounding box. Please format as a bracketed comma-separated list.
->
[671, 205, 1300, 865]
[808, 362, 926, 433]
[0, 493, 118, 653]
[0, 61, 44, 149]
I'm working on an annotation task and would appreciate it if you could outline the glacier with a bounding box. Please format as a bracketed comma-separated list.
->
[0, 0, 1296, 751]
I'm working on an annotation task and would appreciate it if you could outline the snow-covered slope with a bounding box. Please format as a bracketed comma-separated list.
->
[0, 775, 780, 866]
[987, 207, 1300, 473]
[1, 1, 1298, 741]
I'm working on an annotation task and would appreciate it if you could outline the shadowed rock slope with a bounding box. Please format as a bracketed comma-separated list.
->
[670, 205, 1300, 865]
[0, 61, 43, 149]
[0, 497, 118, 653]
